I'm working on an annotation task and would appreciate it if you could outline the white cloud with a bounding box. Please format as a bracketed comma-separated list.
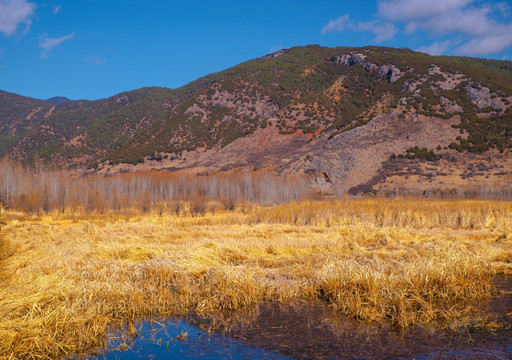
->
[355, 21, 398, 42]
[417, 40, 452, 55]
[323, 0, 512, 55]
[83, 55, 106, 65]
[372, 22, 398, 42]
[377, 0, 512, 55]
[378, 0, 492, 36]
[404, 22, 418, 34]
[422, 7, 497, 36]
[378, 0, 472, 22]
[53, 5, 61, 14]
[355, 21, 374, 31]
[39, 32, 74, 51]
[323, 16, 397, 42]
[322, 14, 350, 34]
[0, 0, 36, 36]
[39, 32, 74, 59]
[495, 2, 510, 18]
[454, 32, 512, 55]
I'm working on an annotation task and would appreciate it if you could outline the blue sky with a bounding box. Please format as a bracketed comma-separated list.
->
[1, 0, 512, 100]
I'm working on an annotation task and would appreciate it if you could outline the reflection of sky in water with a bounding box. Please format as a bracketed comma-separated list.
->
[90, 282, 512, 360]
[98, 320, 293, 360]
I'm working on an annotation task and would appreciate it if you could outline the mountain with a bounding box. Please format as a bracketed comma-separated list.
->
[46, 96, 71, 105]
[1, 45, 512, 195]
[0, 90, 53, 153]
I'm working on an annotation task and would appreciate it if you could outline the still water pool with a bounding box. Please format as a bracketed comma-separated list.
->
[91, 277, 512, 360]
[99, 319, 291, 359]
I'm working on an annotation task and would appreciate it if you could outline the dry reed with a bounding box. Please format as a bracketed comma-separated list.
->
[0, 199, 510, 359]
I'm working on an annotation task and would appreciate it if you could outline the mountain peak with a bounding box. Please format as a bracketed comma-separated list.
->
[46, 96, 71, 105]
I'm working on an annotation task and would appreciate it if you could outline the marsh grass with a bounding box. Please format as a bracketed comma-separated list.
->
[0, 199, 511, 359]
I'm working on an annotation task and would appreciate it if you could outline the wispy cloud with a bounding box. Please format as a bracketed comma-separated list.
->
[322, 15, 350, 34]
[378, 0, 472, 22]
[322, 15, 397, 43]
[39, 32, 74, 51]
[53, 5, 61, 14]
[454, 33, 512, 56]
[83, 55, 106, 65]
[417, 40, 452, 55]
[39, 32, 74, 59]
[322, 0, 512, 56]
[0, 0, 36, 36]
[496, 2, 510, 18]
[378, 0, 512, 55]
[361, 21, 398, 42]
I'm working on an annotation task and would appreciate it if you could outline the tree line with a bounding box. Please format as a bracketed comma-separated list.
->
[1, 158, 512, 215]
[0, 159, 312, 214]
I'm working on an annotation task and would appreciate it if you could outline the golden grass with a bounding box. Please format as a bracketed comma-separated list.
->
[0, 198, 511, 359]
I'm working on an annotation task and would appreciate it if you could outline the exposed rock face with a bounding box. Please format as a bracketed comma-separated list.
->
[329, 53, 367, 66]
[262, 49, 289, 59]
[115, 95, 129, 103]
[296, 110, 461, 192]
[375, 64, 402, 83]
[440, 96, 463, 113]
[403, 80, 420, 93]
[466, 85, 504, 110]
[427, 65, 441, 76]
[328, 53, 402, 83]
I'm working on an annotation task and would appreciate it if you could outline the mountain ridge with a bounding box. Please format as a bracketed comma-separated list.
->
[1, 45, 512, 195]
[46, 96, 71, 105]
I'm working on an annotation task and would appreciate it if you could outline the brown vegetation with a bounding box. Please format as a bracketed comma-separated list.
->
[0, 159, 311, 215]
[0, 196, 511, 359]
[1, 159, 512, 359]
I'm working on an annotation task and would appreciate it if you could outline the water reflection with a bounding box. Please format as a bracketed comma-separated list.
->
[95, 277, 512, 360]
[187, 299, 512, 360]
[100, 319, 291, 359]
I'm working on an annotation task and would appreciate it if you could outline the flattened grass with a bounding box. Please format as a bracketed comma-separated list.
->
[0, 199, 511, 359]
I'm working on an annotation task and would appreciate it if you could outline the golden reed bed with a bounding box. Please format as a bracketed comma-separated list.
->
[0, 198, 511, 359]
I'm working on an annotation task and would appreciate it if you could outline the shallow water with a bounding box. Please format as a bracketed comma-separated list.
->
[94, 277, 512, 360]
[98, 320, 291, 359]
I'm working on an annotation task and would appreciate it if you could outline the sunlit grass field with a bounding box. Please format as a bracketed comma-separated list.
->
[0, 198, 511, 359]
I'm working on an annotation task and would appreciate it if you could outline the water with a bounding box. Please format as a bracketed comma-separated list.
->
[92, 277, 512, 360]
[96, 319, 291, 360]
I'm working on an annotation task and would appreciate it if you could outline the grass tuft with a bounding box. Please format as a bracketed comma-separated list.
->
[0, 199, 510, 359]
